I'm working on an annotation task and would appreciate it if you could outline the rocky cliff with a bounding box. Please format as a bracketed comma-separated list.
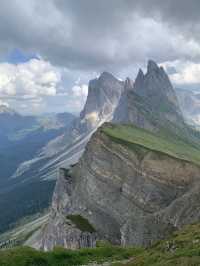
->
[12, 72, 124, 182]
[27, 60, 200, 251]
[113, 60, 184, 133]
[80, 71, 124, 130]
[28, 123, 200, 250]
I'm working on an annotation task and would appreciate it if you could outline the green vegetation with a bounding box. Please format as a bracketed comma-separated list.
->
[102, 123, 200, 166]
[66, 214, 96, 233]
[0, 181, 55, 234]
[120, 223, 200, 266]
[2, 223, 200, 265]
[0, 244, 140, 266]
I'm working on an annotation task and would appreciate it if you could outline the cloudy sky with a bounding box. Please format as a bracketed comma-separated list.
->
[0, 0, 200, 114]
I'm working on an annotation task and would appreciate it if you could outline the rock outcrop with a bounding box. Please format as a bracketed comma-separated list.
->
[113, 60, 184, 131]
[30, 123, 200, 250]
[80, 71, 124, 130]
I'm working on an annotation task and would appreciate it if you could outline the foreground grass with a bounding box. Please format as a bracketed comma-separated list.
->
[120, 223, 200, 266]
[1, 224, 200, 265]
[0, 244, 141, 266]
[102, 123, 200, 166]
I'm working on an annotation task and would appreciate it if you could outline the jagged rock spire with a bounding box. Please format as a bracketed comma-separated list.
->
[147, 60, 160, 73]
[80, 71, 124, 128]
[134, 60, 179, 106]
[134, 68, 144, 91]
[114, 59, 183, 127]
[98, 71, 116, 81]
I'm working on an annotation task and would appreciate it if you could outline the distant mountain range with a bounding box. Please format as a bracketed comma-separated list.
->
[0, 108, 75, 233]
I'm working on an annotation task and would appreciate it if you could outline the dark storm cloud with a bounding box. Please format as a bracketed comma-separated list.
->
[0, 0, 200, 72]
[54, 0, 200, 41]
[55, 0, 200, 28]
[131, 0, 200, 42]
[135, 0, 200, 25]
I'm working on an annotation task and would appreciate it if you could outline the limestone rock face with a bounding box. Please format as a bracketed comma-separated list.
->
[113, 60, 184, 131]
[135, 60, 180, 110]
[113, 88, 156, 131]
[80, 72, 124, 131]
[28, 168, 97, 250]
[32, 125, 200, 250]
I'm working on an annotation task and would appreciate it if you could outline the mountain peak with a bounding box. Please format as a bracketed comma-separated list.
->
[138, 68, 144, 76]
[134, 68, 144, 90]
[147, 60, 159, 73]
[98, 71, 116, 81]
[134, 60, 175, 98]
[80, 71, 124, 127]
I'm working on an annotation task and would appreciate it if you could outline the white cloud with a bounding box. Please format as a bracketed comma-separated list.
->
[0, 58, 63, 113]
[162, 60, 200, 85]
[0, 59, 61, 99]
[71, 84, 88, 97]
[0, 58, 93, 114]
[63, 83, 88, 112]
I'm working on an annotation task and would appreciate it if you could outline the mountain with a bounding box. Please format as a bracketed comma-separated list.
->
[0, 72, 123, 235]
[28, 123, 200, 250]
[114, 60, 185, 133]
[134, 60, 180, 113]
[80, 71, 123, 130]
[0, 106, 37, 148]
[4, 60, 200, 252]
[0, 108, 75, 233]
[11, 72, 124, 185]
[0, 108, 75, 185]
[25, 61, 200, 251]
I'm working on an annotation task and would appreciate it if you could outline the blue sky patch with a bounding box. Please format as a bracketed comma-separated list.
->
[6, 49, 39, 64]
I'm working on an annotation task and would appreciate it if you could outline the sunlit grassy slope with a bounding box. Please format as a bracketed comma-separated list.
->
[102, 123, 200, 166]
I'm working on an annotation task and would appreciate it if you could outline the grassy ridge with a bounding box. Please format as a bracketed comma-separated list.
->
[102, 124, 200, 166]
